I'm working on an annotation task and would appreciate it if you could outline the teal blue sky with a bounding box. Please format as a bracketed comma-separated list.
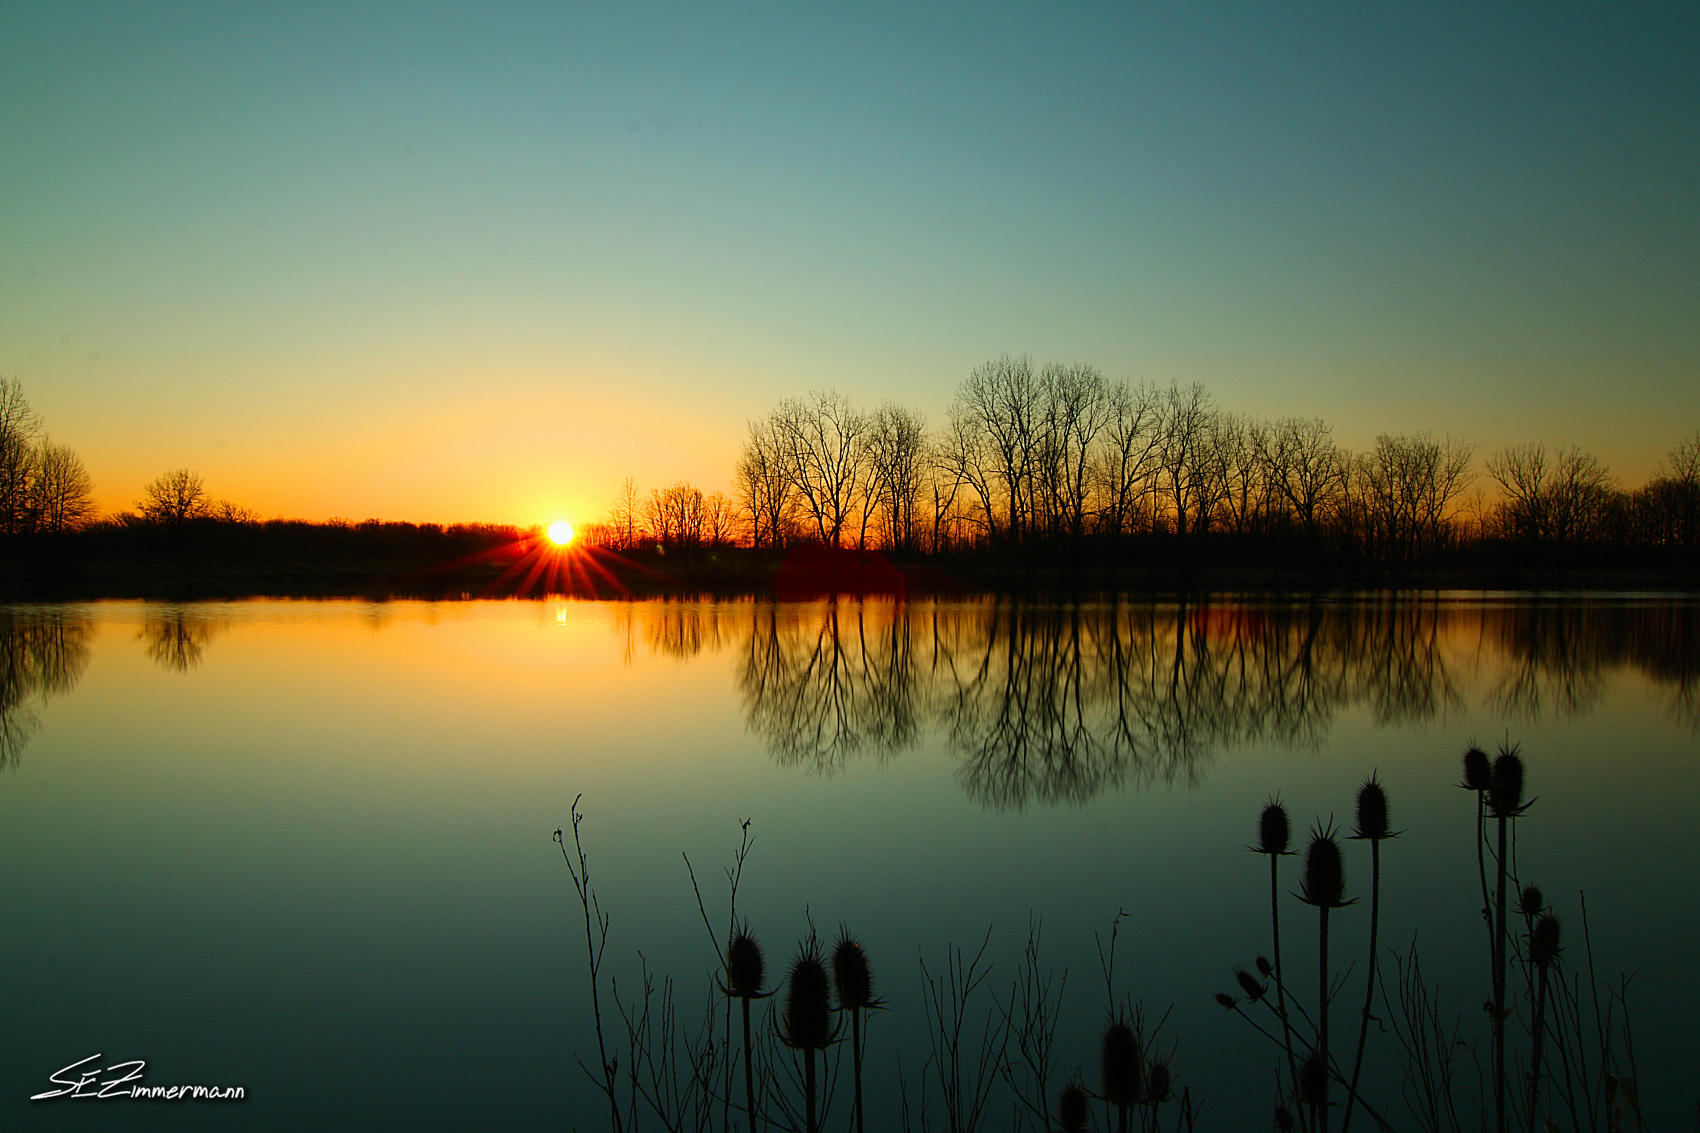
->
[2, 1, 1695, 523]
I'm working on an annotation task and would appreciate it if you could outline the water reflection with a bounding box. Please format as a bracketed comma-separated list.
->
[139, 605, 228, 671]
[942, 604, 1155, 807]
[1485, 601, 1700, 728]
[610, 600, 741, 665]
[739, 605, 923, 771]
[724, 598, 1700, 809]
[0, 608, 91, 768]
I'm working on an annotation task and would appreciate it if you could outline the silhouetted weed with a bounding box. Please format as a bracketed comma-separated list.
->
[832, 927, 881, 1133]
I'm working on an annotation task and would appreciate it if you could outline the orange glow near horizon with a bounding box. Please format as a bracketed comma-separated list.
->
[468, 526, 636, 599]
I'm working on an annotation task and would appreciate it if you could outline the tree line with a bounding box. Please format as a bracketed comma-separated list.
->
[0, 377, 96, 535]
[6, 365, 1697, 575]
[124, 466, 261, 526]
[0, 378, 264, 537]
[594, 477, 739, 551]
[588, 355, 1698, 570]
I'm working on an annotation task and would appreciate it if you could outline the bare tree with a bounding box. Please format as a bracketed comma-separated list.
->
[1265, 416, 1348, 544]
[645, 482, 706, 548]
[866, 403, 928, 551]
[1484, 442, 1548, 541]
[27, 440, 95, 532]
[1214, 414, 1271, 538]
[1544, 446, 1616, 544]
[1097, 381, 1163, 541]
[1151, 382, 1218, 541]
[674, 484, 706, 547]
[139, 469, 210, 525]
[702, 490, 733, 547]
[1354, 433, 1475, 562]
[0, 378, 42, 535]
[1035, 362, 1111, 541]
[771, 391, 870, 547]
[1633, 431, 1700, 549]
[1413, 435, 1475, 553]
[919, 433, 967, 553]
[951, 355, 1044, 543]
[937, 401, 1002, 544]
[609, 476, 641, 550]
[1666, 430, 1700, 484]
[641, 487, 668, 545]
[209, 499, 260, 525]
[1486, 443, 1615, 544]
[1191, 406, 1239, 538]
[735, 418, 795, 549]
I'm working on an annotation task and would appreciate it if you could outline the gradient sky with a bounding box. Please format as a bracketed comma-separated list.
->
[3, 1, 1696, 525]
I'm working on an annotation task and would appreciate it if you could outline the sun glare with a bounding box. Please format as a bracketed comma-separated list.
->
[547, 521, 575, 546]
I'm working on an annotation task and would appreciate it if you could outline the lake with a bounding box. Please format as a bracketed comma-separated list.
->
[2, 595, 1695, 1130]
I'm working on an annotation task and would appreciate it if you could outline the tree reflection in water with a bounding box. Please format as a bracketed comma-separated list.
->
[719, 597, 1700, 809]
[611, 600, 741, 666]
[0, 607, 91, 767]
[740, 603, 923, 772]
[943, 603, 1150, 808]
[139, 605, 228, 672]
[1646, 604, 1700, 732]
[1485, 599, 1700, 730]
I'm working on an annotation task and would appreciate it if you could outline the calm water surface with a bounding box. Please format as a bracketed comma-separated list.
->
[1, 596, 1695, 1130]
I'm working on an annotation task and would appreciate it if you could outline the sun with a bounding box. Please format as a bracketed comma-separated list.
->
[546, 521, 575, 546]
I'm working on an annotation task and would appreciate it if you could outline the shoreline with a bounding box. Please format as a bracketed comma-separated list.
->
[3, 526, 1696, 601]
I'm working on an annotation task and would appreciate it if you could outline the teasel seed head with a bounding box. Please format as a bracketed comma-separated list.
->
[783, 942, 833, 1051]
[1100, 1020, 1142, 1107]
[1298, 1052, 1328, 1105]
[1235, 968, 1267, 1001]
[1257, 799, 1292, 855]
[726, 927, 765, 999]
[1300, 823, 1349, 908]
[1144, 1061, 1171, 1103]
[1489, 745, 1526, 817]
[1531, 913, 1562, 969]
[1274, 1105, 1297, 1132]
[1354, 774, 1390, 841]
[1519, 885, 1544, 919]
[832, 927, 876, 1011]
[1255, 955, 1273, 977]
[1214, 992, 1237, 1010]
[1057, 1082, 1090, 1133]
[1462, 746, 1491, 791]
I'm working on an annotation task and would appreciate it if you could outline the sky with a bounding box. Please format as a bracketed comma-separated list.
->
[2, 1, 1696, 526]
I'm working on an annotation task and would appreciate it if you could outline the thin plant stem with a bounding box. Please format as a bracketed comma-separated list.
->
[1319, 902, 1331, 1133]
[850, 1006, 864, 1133]
[1272, 854, 1299, 1109]
[1341, 838, 1381, 1133]
[724, 992, 732, 1133]
[1494, 811, 1509, 1133]
[804, 1047, 817, 1133]
[1528, 962, 1551, 1133]
[1476, 790, 1492, 954]
[1230, 1001, 1297, 1057]
[555, 798, 624, 1133]
[742, 996, 757, 1132]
